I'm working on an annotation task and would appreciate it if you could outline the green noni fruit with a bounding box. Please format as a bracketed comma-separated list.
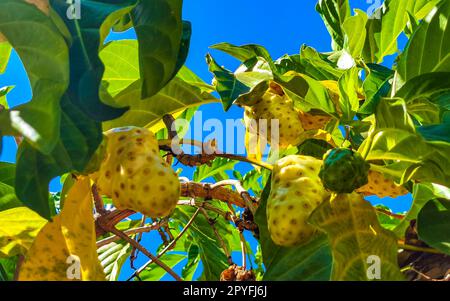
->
[319, 148, 370, 193]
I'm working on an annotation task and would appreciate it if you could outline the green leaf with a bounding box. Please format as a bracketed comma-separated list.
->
[181, 244, 200, 280]
[193, 158, 237, 182]
[97, 241, 132, 281]
[278, 72, 337, 115]
[254, 179, 332, 280]
[0, 86, 13, 109]
[0, 206, 46, 258]
[206, 53, 250, 111]
[103, 70, 216, 131]
[139, 253, 186, 281]
[296, 139, 334, 159]
[342, 9, 368, 58]
[417, 199, 450, 255]
[360, 64, 394, 115]
[395, 72, 450, 110]
[16, 97, 103, 219]
[0, 256, 16, 281]
[374, 205, 402, 231]
[173, 203, 239, 280]
[50, 0, 131, 121]
[398, 0, 450, 82]
[338, 67, 360, 122]
[0, 162, 15, 187]
[210, 43, 275, 70]
[0, 42, 11, 74]
[0, 182, 22, 212]
[316, 0, 351, 51]
[0, 0, 69, 154]
[101, 40, 140, 98]
[394, 182, 450, 237]
[131, 0, 188, 99]
[309, 193, 404, 280]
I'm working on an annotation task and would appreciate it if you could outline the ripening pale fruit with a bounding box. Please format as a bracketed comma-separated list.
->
[267, 155, 330, 247]
[92, 127, 180, 218]
[356, 170, 408, 198]
[319, 148, 370, 193]
[244, 89, 304, 148]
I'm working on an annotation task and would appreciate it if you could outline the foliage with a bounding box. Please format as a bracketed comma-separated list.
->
[0, 0, 449, 281]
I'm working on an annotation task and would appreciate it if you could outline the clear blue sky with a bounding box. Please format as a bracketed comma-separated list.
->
[0, 1, 411, 280]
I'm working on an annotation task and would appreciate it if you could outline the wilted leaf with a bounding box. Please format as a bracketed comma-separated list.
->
[18, 178, 105, 280]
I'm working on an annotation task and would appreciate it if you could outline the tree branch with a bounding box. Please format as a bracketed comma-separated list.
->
[127, 207, 202, 281]
[97, 220, 182, 281]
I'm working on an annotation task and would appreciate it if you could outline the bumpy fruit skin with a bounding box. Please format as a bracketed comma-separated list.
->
[298, 110, 331, 130]
[356, 170, 408, 198]
[267, 155, 329, 247]
[92, 127, 180, 218]
[319, 148, 370, 193]
[244, 89, 304, 148]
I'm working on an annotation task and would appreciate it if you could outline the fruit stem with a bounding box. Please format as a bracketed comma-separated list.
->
[398, 242, 443, 255]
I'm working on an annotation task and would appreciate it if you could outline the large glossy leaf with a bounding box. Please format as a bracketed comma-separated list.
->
[417, 199, 450, 255]
[360, 64, 394, 115]
[309, 193, 404, 280]
[103, 72, 216, 131]
[173, 202, 240, 281]
[50, 0, 133, 121]
[0, 182, 22, 212]
[278, 71, 337, 115]
[395, 72, 450, 109]
[0, 0, 69, 154]
[275, 46, 344, 81]
[16, 96, 102, 219]
[131, 0, 187, 99]
[338, 67, 360, 122]
[398, 0, 450, 82]
[0, 207, 46, 258]
[363, 0, 441, 64]
[139, 253, 186, 281]
[97, 241, 131, 281]
[342, 9, 368, 58]
[210, 43, 275, 69]
[254, 179, 332, 281]
[316, 0, 351, 51]
[0, 256, 16, 281]
[394, 183, 450, 237]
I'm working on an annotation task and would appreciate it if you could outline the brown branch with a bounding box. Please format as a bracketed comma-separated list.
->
[376, 208, 405, 220]
[127, 207, 202, 281]
[92, 184, 107, 215]
[96, 221, 167, 248]
[97, 220, 182, 281]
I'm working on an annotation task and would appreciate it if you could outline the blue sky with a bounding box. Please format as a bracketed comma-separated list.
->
[0, 1, 412, 280]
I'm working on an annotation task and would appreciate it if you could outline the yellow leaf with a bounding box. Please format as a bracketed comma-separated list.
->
[0, 207, 46, 258]
[18, 178, 105, 281]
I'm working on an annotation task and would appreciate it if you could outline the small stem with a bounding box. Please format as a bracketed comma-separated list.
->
[240, 232, 246, 270]
[200, 208, 233, 265]
[96, 222, 166, 248]
[376, 208, 405, 220]
[92, 184, 107, 215]
[398, 243, 443, 255]
[98, 222, 182, 281]
[127, 207, 202, 281]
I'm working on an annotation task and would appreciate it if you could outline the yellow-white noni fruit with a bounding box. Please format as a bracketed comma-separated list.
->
[92, 127, 180, 218]
[244, 89, 304, 148]
[267, 155, 329, 246]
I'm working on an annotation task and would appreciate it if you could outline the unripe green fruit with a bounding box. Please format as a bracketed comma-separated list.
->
[319, 148, 370, 193]
[267, 155, 329, 247]
[92, 126, 180, 218]
[244, 90, 304, 148]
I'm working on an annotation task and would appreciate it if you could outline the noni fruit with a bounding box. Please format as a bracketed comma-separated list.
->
[267, 155, 329, 247]
[92, 127, 180, 218]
